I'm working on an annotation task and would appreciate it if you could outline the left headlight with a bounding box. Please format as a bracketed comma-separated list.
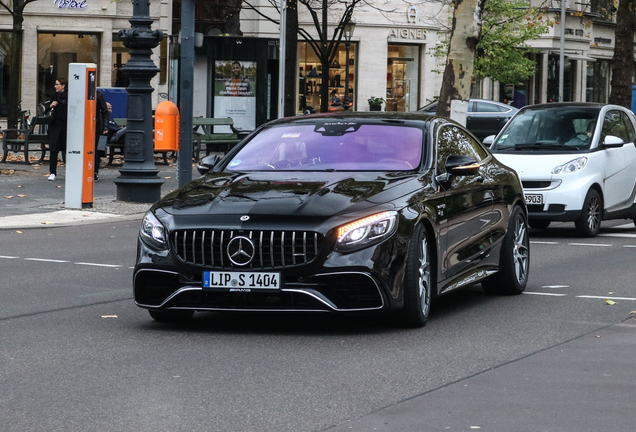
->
[140, 211, 168, 250]
[335, 211, 398, 253]
[552, 157, 588, 174]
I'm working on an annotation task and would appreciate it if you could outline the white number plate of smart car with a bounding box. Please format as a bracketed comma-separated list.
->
[525, 194, 543, 205]
[203, 271, 280, 291]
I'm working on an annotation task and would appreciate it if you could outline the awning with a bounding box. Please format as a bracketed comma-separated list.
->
[550, 51, 597, 62]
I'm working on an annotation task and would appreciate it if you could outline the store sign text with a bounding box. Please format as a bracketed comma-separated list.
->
[54, 0, 88, 9]
[388, 28, 426, 40]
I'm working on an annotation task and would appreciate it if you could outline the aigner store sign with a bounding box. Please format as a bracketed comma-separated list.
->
[388, 6, 426, 40]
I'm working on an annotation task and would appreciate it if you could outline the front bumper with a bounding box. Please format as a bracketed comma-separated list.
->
[133, 237, 404, 313]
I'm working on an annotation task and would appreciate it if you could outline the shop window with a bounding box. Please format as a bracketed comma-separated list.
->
[112, 33, 131, 88]
[37, 32, 100, 106]
[0, 31, 17, 117]
[386, 44, 420, 112]
[586, 59, 608, 103]
[547, 55, 574, 102]
[297, 41, 357, 113]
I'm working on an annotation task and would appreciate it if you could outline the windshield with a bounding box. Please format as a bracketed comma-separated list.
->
[490, 106, 601, 153]
[226, 123, 424, 171]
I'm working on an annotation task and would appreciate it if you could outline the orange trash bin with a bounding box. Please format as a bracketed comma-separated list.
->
[154, 101, 180, 151]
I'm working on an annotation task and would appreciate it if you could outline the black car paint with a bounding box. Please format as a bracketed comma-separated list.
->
[134, 112, 525, 317]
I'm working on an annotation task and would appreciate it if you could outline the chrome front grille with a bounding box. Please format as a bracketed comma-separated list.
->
[171, 229, 324, 269]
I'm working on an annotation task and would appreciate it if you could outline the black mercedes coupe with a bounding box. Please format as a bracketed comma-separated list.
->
[134, 112, 529, 327]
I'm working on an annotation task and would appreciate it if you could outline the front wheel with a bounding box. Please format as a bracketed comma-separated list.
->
[482, 206, 529, 295]
[398, 224, 434, 328]
[148, 309, 195, 322]
[575, 189, 602, 237]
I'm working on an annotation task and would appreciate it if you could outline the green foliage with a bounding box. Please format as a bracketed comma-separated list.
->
[367, 96, 384, 106]
[433, 0, 552, 84]
[476, 0, 552, 83]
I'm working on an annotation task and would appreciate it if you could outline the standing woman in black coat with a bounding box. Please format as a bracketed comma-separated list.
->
[47, 77, 68, 181]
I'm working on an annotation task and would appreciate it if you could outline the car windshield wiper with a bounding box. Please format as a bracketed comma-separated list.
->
[512, 142, 579, 151]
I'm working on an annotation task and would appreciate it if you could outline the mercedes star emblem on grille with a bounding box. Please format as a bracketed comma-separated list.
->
[227, 236, 255, 266]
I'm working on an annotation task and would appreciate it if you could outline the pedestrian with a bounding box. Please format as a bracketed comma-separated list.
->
[47, 77, 68, 181]
[94, 90, 109, 182]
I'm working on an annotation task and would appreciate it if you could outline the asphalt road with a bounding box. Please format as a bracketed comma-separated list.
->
[1, 221, 635, 431]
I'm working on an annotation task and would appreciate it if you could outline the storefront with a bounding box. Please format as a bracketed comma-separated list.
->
[0, 0, 168, 122]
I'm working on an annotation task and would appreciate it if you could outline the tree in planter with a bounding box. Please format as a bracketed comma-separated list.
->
[368, 96, 384, 111]
[0, 0, 38, 133]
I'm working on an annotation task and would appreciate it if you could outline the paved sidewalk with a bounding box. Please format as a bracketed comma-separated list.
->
[0, 157, 196, 229]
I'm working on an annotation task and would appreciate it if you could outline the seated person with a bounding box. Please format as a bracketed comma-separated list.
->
[565, 120, 595, 147]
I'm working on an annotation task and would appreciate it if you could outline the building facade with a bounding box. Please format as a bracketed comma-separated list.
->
[0, 0, 170, 122]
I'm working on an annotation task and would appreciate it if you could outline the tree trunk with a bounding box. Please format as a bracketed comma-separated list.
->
[609, 0, 635, 108]
[284, 0, 298, 117]
[437, 0, 485, 123]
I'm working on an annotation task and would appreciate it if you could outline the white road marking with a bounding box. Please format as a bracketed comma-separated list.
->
[613, 223, 635, 229]
[598, 233, 636, 238]
[0, 255, 19, 259]
[623, 245, 636, 248]
[542, 285, 570, 289]
[568, 243, 612, 247]
[24, 258, 70, 263]
[530, 241, 560, 244]
[523, 292, 568, 296]
[74, 262, 123, 268]
[576, 295, 636, 301]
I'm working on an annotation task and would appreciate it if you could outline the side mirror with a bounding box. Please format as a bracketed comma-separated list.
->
[197, 154, 221, 175]
[482, 135, 496, 147]
[445, 155, 480, 176]
[603, 135, 624, 148]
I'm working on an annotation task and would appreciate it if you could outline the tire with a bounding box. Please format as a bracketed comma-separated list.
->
[575, 189, 602, 237]
[398, 224, 434, 328]
[529, 220, 550, 229]
[148, 309, 195, 322]
[482, 206, 530, 295]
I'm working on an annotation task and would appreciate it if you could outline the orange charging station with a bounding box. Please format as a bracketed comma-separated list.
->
[65, 63, 97, 209]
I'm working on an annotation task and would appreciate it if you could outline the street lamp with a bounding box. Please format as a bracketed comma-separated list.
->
[343, 21, 355, 111]
[115, 0, 164, 203]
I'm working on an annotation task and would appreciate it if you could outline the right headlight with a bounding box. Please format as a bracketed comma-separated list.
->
[140, 211, 168, 250]
[552, 157, 588, 174]
[334, 211, 398, 253]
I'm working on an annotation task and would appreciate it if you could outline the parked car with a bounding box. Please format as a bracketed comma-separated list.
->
[134, 112, 529, 327]
[484, 102, 636, 237]
[417, 99, 518, 141]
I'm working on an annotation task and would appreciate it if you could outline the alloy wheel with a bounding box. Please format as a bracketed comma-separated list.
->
[418, 236, 432, 316]
[586, 194, 601, 232]
[513, 214, 529, 284]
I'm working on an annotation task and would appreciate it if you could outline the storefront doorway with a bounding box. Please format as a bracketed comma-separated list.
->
[386, 44, 419, 112]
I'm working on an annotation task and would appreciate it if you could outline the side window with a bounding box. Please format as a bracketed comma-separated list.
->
[437, 125, 487, 172]
[602, 110, 629, 142]
[620, 112, 635, 142]
[474, 101, 500, 113]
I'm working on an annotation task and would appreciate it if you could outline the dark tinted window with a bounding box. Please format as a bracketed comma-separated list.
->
[437, 125, 488, 172]
[474, 101, 501, 113]
[227, 123, 424, 171]
[602, 110, 631, 142]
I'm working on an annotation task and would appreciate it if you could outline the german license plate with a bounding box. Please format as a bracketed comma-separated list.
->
[525, 194, 543, 205]
[203, 271, 280, 291]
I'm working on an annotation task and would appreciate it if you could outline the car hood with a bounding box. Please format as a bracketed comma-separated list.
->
[492, 153, 587, 179]
[158, 171, 423, 217]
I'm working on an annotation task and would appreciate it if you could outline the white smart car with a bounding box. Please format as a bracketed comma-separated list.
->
[484, 103, 636, 237]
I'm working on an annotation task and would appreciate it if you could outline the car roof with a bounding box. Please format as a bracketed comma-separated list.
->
[271, 111, 440, 126]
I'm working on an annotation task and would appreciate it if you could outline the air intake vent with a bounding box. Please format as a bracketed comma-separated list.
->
[171, 229, 323, 269]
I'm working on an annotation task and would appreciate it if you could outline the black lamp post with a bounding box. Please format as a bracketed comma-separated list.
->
[115, 0, 164, 203]
[343, 21, 355, 111]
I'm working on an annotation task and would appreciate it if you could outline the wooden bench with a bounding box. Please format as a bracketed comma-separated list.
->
[1, 115, 50, 164]
[108, 118, 170, 165]
[192, 117, 244, 161]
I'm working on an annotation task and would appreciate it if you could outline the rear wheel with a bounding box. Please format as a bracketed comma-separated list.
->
[399, 224, 434, 328]
[148, 309, 195, 322]
[482, 206, 529, 295]
[575, 189, 602, 237]
[529, 220, 550, 229]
